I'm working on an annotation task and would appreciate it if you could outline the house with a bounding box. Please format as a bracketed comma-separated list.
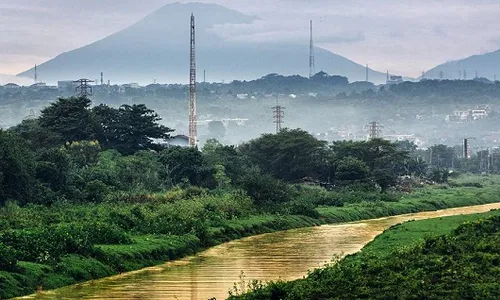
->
[386, 75, 403, 85]
[471, 109, 488, 120]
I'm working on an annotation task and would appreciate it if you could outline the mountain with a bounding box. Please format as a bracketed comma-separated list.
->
[424, 49, 500, 81]
[18, 2, 388, 84]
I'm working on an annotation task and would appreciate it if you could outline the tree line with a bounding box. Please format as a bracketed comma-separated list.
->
[1, 96, 493, 208]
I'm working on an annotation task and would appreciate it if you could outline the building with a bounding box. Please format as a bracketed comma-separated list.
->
[386, 75, 403, 85]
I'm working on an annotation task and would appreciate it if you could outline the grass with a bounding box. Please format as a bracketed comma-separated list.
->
[317, 177, 500, 223]
[349, 209, 500, 261]
[3, 175, 500, 299]
[230, 211, 500, 299]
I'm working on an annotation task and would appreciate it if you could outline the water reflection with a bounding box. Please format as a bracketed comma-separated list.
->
[17, 203, 500, 300]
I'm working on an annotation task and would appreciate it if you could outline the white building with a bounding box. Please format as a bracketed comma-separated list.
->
[386, 75, 403, 85]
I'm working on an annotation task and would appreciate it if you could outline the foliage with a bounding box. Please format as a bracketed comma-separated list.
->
[239, 129, 331, 182]
[0, 130, 37, 205]
[159, 146, 214, 187]
[39, 96, 97, 143]
[93, 104, 173, 154]
[231, 214, 500, 300]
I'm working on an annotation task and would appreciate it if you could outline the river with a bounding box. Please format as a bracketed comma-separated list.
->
[17, 202, 500, 300]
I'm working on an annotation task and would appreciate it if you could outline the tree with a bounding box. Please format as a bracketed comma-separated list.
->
[159, 147, 214, 187]
[331, 139, 410, 191]
[39, 96, 98, 143]
[8, 119, 60, 150]
[202, 139, 251, 185]
[428, 144, 456, 169]
[335, 157, 369, 181]
[239, 129, 330, 182]
[93, 104, 173, 154]
[0, 131, 36, 205]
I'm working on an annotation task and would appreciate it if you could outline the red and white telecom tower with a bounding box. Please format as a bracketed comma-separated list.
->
[188, 13, 197, 147]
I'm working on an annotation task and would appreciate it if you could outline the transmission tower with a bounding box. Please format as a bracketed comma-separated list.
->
[24, 109, 36, 120]
[74, 78, 94, 96]
[365, 121, 383, 140]
[366, 64, 369, 82]
[34, 64, 38, 83]
[309, 20, 315, 79]
[188, 13, 197, 147]
[272, 96, 285, 133]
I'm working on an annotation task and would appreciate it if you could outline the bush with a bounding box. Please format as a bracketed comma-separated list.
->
[0, 242, 17, 271]
[241, 171, 294, 207]
[283, 199, 320, 218]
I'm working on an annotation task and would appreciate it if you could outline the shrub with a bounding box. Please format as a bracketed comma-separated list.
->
[0, 242, 17, 271]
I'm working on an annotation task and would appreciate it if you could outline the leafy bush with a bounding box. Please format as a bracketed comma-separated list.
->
[0, 242, 17, 271]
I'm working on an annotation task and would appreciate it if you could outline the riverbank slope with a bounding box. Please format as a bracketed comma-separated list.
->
[2, 176, 500, 299]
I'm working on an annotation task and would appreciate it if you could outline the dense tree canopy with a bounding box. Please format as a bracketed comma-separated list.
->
[239, 129, 331, 182]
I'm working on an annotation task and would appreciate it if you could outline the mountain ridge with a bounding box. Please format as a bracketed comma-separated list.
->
[424, 49, 500, 80]
[18, 2, 389, 84]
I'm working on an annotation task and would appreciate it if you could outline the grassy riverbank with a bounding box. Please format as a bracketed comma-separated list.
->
[231, 210, 500, 299]
[2, 177, 500, 299]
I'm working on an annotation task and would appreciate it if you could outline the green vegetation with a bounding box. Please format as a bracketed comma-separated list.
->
[2, 96, 500, 298]
[231, 211, 500, 300]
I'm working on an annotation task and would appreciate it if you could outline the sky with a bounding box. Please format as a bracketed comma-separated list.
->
[1, 0, 500, 78]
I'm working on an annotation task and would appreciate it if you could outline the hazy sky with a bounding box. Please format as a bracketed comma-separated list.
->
[1, 0, 500, 77]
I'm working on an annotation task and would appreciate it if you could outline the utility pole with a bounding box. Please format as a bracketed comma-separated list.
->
[309, 20, 315, 79]
[272, 96, 285, 133]
[188, 13, 197, 148]
[34, 64, 38, 83]
[366, 64, 369, 82]
[100, 72, 104, 86]
[203, 69, 206, 83]
[73, 79, 94, 97]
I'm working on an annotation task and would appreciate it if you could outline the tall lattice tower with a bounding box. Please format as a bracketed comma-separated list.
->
[365, 121, 383, 140]
[309, 20, 315, 79]
[74, 79, 94, 97]
[188, 13, 197, 147]
[272, 96, 285, 133]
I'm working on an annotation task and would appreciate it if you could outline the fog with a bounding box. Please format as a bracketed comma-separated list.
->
[2, 79, 499, 152]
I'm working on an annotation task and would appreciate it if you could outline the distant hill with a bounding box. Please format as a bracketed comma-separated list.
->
[18, 2, 389, 84]
[424, 49, 500, 81]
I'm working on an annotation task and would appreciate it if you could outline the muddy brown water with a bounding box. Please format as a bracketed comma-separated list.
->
[17, 203, 500, 300]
